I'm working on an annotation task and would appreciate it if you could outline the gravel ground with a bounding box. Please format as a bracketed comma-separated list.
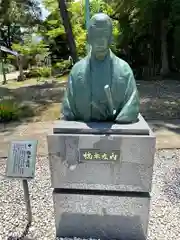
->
[0, 150, 180, 240]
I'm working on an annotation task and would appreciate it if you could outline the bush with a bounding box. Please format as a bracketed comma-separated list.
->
[36, 67, 51, 78]
[25, 67, 51, 79]
[0, 99, 35, 123]
[52, 60, 71, 75]
[0, 99, 20, 122]
[4, 64, 16, 73]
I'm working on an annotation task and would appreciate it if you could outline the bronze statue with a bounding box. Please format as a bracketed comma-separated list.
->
[62, 13, 140, 123]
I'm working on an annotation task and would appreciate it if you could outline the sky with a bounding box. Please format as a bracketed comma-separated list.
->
[39, 0, 85, 20]
[39, 0, 83, 20]
[38, 0, 49, 20]
[41, 6, 49, 20]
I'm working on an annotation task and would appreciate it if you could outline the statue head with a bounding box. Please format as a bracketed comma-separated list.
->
[87, 13, 113, 60]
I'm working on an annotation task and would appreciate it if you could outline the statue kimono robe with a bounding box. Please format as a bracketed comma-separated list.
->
[62, 13, 140, 123]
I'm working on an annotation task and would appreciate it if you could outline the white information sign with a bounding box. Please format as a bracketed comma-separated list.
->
[6, 140, 38, 179]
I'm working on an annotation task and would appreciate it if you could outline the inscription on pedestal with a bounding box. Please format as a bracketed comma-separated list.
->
[79, 149, 120, 162]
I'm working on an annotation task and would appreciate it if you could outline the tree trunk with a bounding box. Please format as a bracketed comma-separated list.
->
[17, 55, 24, 81]
[58, 0, 78, 63]
[0, 50, 7, 85]
[160, 19, 169, 76]
[2, 59, 7, 85]
[7, 24, 11, 49]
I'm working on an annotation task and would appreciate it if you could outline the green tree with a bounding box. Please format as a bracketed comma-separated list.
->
[0, 0, 42, 84]
[106, 0, 180, 78]
[41, 0, 118, 60]
[12, 38, 49, 68]
[58, 0, 78, 63]
[0, 0, 42, 48]
[40, 0, 70, 62]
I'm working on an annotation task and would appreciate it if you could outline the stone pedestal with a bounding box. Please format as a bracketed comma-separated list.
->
[47, 114, 156, 239]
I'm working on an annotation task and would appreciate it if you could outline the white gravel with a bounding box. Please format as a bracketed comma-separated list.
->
[0, 150, 180, 240]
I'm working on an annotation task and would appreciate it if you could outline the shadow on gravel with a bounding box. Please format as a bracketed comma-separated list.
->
[163, 167, 180, 203]
[7, 238, 34, 240]
[7, 222, 33, 240]
[138, 80, 180, 120]
[151, 120, 180, 135]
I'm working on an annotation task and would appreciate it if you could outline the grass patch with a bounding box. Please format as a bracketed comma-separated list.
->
[1, 78, 39, 89]
[0, 72, 68, 123]
[0, 99, 35, 123]
[31, 103, 61, 122]
[55, 74, 68, 82]
[1, 75, 68, 90]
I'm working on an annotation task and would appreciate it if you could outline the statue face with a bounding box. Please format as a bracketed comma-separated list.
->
[90, 27, 110, 59]
[88, 14, 113, 60]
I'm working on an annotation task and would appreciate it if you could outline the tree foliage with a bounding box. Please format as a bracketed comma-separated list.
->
[0, 0, 42, 48]
[41, 0, 118, 59]
[103, 0, 180, 77]
[2, 0, 180, 79]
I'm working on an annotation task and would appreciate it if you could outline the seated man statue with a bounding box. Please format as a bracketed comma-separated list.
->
[62, 13, 140, 123]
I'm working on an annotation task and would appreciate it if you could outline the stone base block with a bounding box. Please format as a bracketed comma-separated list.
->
[48, 133, 155, 192]
[53, 191, 150, 240]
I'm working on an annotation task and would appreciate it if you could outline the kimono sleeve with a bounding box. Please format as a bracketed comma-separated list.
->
[62, 74, 77, 120]
[115, 68, 140, 123]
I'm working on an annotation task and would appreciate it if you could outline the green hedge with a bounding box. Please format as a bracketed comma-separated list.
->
[52, 60, 71, 75]
[25, 67, 52, 79]
[25, 60, 72, 79]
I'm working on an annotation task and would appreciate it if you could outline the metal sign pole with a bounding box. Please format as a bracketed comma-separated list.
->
[85, 0, 90, 54]
[22, 179, 32, 225]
